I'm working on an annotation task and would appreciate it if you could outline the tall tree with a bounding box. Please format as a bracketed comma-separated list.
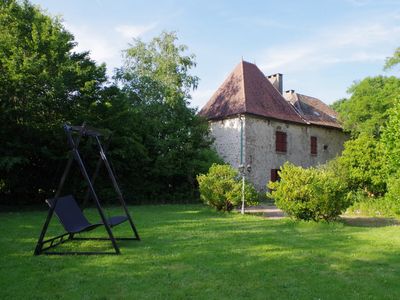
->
[338, 134, 388, 195]
[116, 31, 199, 106]
[381, 98, 400, 174]
[116, 32, 220, 201]
[332, 76, 400, 137]
[331, 47, 400, 199]
[0, 0, 113, 203]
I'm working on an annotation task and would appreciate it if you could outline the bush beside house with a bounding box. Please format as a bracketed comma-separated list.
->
[267, 163, 352, 221]
[197, 164, 259, 212]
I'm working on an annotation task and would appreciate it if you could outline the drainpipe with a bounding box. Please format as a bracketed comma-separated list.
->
[240, 115, 243, 166]
[241, 172, 245, 215]
[239, 115, 245, 215]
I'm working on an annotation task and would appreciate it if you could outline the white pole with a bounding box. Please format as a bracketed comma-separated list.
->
[239, 114, 245, 215]
[241, 173, 245, 214]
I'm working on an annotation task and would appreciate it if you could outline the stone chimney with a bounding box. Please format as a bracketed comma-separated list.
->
[284, 89, 296, 102]
[267, 73, 283, 94]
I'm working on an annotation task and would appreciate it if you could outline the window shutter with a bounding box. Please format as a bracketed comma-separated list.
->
[275, 131, 287, 153]
[311, 136, 317, 155]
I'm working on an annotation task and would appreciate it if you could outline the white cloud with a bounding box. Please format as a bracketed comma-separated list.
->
[65, 23, 119, 62]
[327, 23, 400, 47]
[64, 21, 158, 74]
[115, 23, 157, 39]
[259, 21, 400, 73]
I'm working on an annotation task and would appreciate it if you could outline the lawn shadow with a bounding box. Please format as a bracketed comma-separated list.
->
[340, 216, 400, 227]
[2, 204, 400, 299]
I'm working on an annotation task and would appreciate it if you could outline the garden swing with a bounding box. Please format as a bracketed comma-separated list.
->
[34, 124, 140, 255]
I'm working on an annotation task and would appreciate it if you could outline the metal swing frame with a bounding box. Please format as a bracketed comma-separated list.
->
[34, 124, 140, 255]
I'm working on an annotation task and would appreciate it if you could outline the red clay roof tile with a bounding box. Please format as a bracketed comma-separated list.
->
[199, 60, 342, 130]
[198, 61, 305, 124]
[284, 91, 342, 129]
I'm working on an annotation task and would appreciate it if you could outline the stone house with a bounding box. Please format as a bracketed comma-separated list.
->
[199, 60, 347, 191]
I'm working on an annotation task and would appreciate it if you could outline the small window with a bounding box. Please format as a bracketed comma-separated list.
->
[275, 131, 287, 153]
[270, 169, 280, 182]
[311, 136, 317, 155]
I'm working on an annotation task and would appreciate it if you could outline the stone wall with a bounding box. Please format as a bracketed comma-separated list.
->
[245, 115, 347, 190]
[209, 116, 243, 169]
[209, 115, 348, 191]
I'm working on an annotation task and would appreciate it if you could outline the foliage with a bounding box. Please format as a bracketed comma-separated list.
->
[330, 51, 400, 216]
[115, 31, 220, 202]
[116, 31, 199, 106]
[332, 76, 400, 137]
[384, 172, 400, 215]
[197, 164, 258, 212]
[377, 100, 400, 216]
[337, 134, 388, 196]
[268, 163, 351, 221]
[330, 97, 346, 112]
[0, 2, 219, 204]
[381, 98, 400, 174]
[346, 188, 400, 218]
[0, 0, 114, 203]
[384, 47, 400, 71]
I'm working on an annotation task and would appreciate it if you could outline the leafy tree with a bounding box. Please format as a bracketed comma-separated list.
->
[384, 171, 400, 215]
[381, 98, 400, 174]
[0, 0, 117, 203]
[330, 98, 346, 112]
[326, 47, 400, 216]
[384, 47, 400, 71]
[338, 134, 387, 196]
[115, 32, 220, 201]
[116, 31, 199, 107]
[332, 76, 400, 137]
[0, 2, 218, 204]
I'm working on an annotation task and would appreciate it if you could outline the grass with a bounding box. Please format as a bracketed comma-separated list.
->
[346, 196, 400, 218]
[1, 204, 400, 299]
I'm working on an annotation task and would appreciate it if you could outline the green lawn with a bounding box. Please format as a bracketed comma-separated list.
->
[1, 204, 400, 299]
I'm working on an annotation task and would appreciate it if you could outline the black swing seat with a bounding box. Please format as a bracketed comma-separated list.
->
[46, 195, 128, 234]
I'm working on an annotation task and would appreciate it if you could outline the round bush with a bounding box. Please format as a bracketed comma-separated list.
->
[197, 164, 258, 212]
[267, 162, 351, 221]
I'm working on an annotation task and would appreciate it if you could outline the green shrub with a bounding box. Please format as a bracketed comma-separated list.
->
[197, 164, 259, 212]
[344, 171, 400, 218]
[267, 163, 351, 221]
[347, 197, 391, 217]
[338, 134, 388, 196]
[384, 172, 400, 215]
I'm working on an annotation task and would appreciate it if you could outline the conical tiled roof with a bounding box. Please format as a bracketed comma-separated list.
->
[199, 61, 306, 124]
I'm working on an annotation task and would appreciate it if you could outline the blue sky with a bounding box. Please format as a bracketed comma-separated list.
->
[31, 0, 400, 109]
